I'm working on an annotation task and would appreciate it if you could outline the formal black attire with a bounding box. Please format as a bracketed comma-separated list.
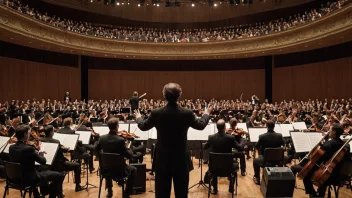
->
[291, 137, 350, 196]
[137, 102, 210, 198]
[203, 131, 243, 191]
[9, 141, 64, 198]
[95, 131, 137, 197]
[40, 137, 81, 185]
[129, 96, 139, 113]
[253, 130, 285, 181]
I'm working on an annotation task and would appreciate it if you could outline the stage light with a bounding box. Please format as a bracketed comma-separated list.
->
[192, 3, 194, 7]
[122, 2, 124, 5]
[128, 2, 130, 5]
[153, 3, 155, 6]
[117, 2, 119, 5]
[214, 3, 217, 6]
[138, 3, 140, 6]
[157, 3, 159, 6]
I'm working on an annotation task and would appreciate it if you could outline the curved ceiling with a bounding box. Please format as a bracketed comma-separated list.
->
[38, 0, 316, 23]
[0, 4, 351, 60]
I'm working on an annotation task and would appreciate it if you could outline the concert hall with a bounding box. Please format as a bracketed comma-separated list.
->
[0, 0, 352, 197]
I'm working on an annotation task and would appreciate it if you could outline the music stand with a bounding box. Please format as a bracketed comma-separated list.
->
[188, 141, 208, 190]
[81, 152, 97, 191]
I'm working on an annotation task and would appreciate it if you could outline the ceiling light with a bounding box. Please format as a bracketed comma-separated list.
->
[153, 3, 155, 6]
[117, 2, 119, 5]
[157, 4, 159, 7]
[128, 2, 130, 5]
[214, 3, 217, 7]
[122, 2, 124, 5]
[192, 3, 194, 7]
[138, 3, 140, 6]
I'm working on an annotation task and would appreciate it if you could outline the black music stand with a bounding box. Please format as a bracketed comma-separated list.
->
[81, 152, 97, 191]
[188, 141, 208, 190]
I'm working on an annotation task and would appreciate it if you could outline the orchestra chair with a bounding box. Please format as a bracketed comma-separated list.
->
[207, 152, 238, 198]
[327, 159, 352, 198]
[98, 153, 127, 198]
[3, 161, 39, 198]
[260, 148, 285, 181]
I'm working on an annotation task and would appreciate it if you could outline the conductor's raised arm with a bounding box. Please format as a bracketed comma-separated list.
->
[190, 106, 212, 130]
[136, 109, 155, 131]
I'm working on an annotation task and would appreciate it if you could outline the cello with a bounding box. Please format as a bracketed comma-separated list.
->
[297, 132, 330, 179]
[312, 137, 352, 186]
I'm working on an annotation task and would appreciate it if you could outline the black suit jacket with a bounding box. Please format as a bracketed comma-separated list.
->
[204, 131, 243, 153]
[137, 103, 210, 173]
[57, 126, 74, 134]
[9, 141, 46, 184]
[95, 131, 133, 175]
[255, 130, 285, 156]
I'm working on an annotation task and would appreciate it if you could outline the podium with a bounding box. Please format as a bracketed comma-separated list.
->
[260, 167, 295, 197]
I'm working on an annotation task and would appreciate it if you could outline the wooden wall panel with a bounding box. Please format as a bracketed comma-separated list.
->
[88, 70, 265, 101]
[0, 57, 80, 102]
[272, 57, 352, 102]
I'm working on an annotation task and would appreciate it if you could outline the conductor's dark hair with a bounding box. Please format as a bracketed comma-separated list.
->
[15, 124, 30, 140]
[133, 91, 138, 96]
[44, 125, 54, 137]
[107, 118, 119, 131]
[163, 83, 182, 103]
[267, 120, 275, 130]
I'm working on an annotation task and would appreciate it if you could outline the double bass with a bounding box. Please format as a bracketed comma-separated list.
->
[297, 132, 330, 179]
[312, 137, 352, 186]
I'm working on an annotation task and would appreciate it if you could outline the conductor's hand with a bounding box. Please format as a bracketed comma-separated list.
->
[204, 105, 213, 115]
[134, 110, 142, 119]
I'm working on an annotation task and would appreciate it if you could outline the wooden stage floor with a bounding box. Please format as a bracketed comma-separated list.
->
[0, 154, 351, 198]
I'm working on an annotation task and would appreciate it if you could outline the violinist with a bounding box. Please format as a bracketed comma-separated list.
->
[95, 118, 136, 198]
[227, 118, 248, 175]
[40, 125, 84, 192]
[291, 123, 350, 197]
[305, 113, 324, 132]
[9, 125, 65, 198]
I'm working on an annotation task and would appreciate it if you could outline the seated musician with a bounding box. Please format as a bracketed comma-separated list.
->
[9, 125, 65, 198]
[40, 125, 84, 192]
[253, 120, 285, 185]
[204, 119, 243, 195]
[95, 118, 137, 198]
[305, 113, 324, 132]
[57, 118, 75, 134]
[131, 140, 146, 163]
[228, 118, 248, 175]
[291, 123, 350, 197]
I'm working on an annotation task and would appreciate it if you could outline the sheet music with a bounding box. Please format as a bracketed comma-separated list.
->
[237, 123, 248, 133]
[75, 131, 92, 144]
[292, 122, 307, 130]
[93, 126, 110, 136]
[290, 132, 311, 153]
[188, 124, 215, 140]
[0, 136, 10, 149]
[248, 128, 267, 142]
[2, 143, 14, 153]
[129, 123, 149, 140]
[275, 124, 283, 136]
[149, 128, 157, 140]
[350, 142, 352, 153]
[53, 133, 79, 150]
[306, 133, 323, 149]
[279, 124, 294, 137]
[119, 123, 129, 132]
[40, 142, 59, 165]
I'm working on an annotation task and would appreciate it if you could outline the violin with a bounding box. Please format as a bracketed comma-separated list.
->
[225, 128, 247, 136]
[117, 130, 140, 140]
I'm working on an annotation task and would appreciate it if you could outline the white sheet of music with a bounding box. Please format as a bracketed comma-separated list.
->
[149, 128, 157, 140]
[53, 133, 79, 151]
[350, 142, 352, 153]
[290, 132, 311, 153]
[237, 123, 248, 133]
[279, 124, 294, 137]
[75, 131, 92, 144]
[225, 123, 230, 129]
[40, 142, 59, 165]
[275, 124, 283, 136]
[306, 133, 323, 149]
[2, 143, 14, 153]
[188, 124, 215, 140]
[293, 122, 307, 130]
[129, 123, 149, 140]
[119, 123, 129, 132]
[248, 128, 267, 142]
[0, 136, 10, 149]
[93, 126, 109, 136]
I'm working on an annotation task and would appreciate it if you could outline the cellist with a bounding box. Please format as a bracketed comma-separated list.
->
[291, 123, 350, 197]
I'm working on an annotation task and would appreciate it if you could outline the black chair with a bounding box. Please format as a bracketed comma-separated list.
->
[98, 153, 127, 198]
[3, 161, 39, 198]
[327, 160, 352, 198]
[262, 148, 284, 167]
[208, 152, 238, 198]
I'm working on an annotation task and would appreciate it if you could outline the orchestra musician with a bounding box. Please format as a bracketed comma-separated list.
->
[252, 120, 286, 185]
[64, 91, 71, 102]
[290, 123, 350, 197]
[95, 118, 136, 198]
[305, 113, 324, 132]
[204, 119, 243, 195]
[9, 125, 65, 198]
[40, 125, 84, 192]
[135, 83, 212, 198]
[227, 118, 248, 175]
[130, 91, 147, 113]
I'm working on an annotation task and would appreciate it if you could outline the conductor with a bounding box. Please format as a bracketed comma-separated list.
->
[130, 91, 147, 113]
[135, 83, 212, 198]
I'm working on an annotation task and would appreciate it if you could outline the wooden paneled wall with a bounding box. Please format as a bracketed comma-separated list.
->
[0, 57, 81, 102]
[88, 70, 265, 101]
[272, 57, 352, 102]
